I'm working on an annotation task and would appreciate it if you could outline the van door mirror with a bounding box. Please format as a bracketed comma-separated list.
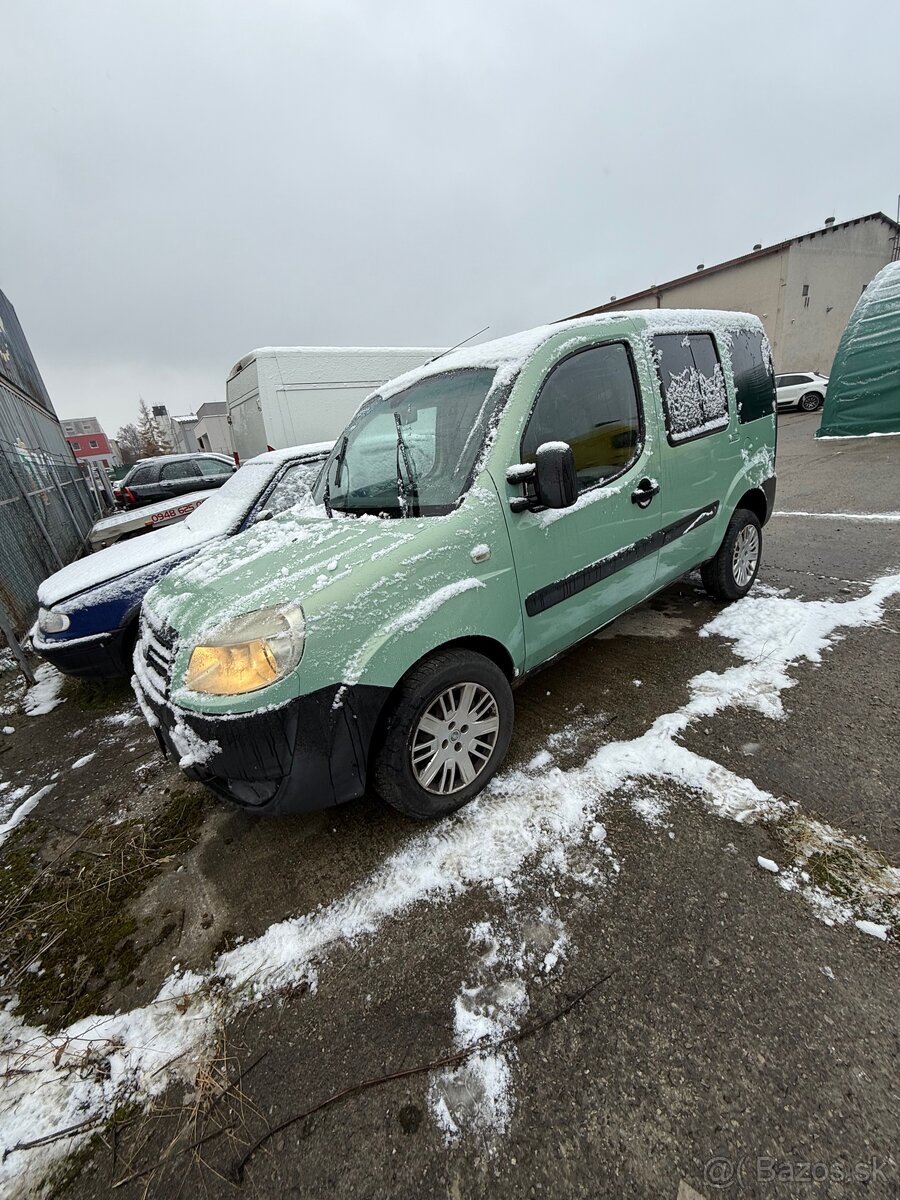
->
[534, 442, 578, 509]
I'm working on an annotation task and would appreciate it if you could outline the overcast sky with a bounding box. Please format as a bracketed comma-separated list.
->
[2, 0, 897, 434]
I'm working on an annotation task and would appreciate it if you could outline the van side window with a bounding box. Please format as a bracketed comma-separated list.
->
[730, 329, 775, 423]
[521, 343, 641, 491]
[652, 333, 729, 443]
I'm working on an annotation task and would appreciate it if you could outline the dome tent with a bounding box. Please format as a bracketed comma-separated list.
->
[817, 261, 900, 438]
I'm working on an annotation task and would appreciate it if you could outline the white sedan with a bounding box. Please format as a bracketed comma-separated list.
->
[775, 371, 828, 413]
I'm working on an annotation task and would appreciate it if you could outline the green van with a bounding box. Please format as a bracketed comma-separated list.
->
[134, 311, 776, 819]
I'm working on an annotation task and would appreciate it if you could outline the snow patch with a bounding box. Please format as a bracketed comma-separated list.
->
[0, 784, 54, 846]
[22, 665, 65, 717]
[854, 919, 888, 941]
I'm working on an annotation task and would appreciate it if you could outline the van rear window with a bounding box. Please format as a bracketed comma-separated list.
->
[730, 329, 775, 423]
[652, 333, 729, 443]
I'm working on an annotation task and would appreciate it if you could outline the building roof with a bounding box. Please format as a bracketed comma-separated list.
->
[196, 401, 227, 418]
[566, 211, 900, 319]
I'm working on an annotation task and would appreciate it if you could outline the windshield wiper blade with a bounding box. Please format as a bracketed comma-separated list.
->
[333, 434, 349, 487]
[322, 434, 348, 519]
[394, 412, 418, 519]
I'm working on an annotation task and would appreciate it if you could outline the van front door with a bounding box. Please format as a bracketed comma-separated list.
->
[499, 340, 664, 672]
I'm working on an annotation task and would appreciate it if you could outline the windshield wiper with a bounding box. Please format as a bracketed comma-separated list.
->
[322, 434, 348, 519]
[394, 412, 419, 519]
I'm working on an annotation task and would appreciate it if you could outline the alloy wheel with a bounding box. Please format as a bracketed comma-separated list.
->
[732, 524, 760, 588]
[410, 682, 500, 795]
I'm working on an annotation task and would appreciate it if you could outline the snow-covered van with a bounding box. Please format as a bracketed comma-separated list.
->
[33, 445, 331, 679]
[226, 346, 445, 461]
[135, 312, 776, 819]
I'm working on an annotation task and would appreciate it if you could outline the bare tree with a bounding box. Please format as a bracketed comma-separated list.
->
[136, 398, 172, 457]
[115, 421, 142, 464]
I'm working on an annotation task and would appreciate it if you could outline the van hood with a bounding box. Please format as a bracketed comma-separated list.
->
[145, 507, 457, 641]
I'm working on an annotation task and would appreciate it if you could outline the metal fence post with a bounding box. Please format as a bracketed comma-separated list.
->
[0, 604, 35, 685]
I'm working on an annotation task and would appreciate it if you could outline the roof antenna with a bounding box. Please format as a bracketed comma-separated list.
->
[425, 325, 490, 365]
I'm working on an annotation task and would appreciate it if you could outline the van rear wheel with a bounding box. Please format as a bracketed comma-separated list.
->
[373, 649, 514, 820]
[701, 508, 762, 602]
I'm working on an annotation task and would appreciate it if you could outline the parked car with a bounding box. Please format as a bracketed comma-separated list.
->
[115, 453, 237, 508]
[32, 445, 330, 679]
[134, 310, 777, 821]
[775, 371, 828, 412]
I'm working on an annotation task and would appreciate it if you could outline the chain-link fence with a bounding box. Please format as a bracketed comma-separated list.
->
[0, 441, 100, 637]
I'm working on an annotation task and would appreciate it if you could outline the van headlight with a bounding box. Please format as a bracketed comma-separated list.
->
[185, 604, 305, 696]
[38, 607, 70, 634]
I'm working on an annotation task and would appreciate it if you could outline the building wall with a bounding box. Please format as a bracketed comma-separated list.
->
[65, 430, 115, 467]
[61, 416, 103, 436]
[0, 293, 97, 635]
[194, 409, 232, 455]
[610, 217, 896, 374]
[171, 419, 199, 453]
[778, 222, 893, 373]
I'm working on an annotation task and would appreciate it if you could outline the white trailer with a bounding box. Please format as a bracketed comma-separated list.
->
[226, 346, 445, 462]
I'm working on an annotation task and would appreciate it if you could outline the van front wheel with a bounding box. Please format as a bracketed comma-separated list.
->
[701, 508, 762, 602]
[374, 649, 514, 820]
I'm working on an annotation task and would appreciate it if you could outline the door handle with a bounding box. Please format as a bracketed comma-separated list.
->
[631, 477, 660, 508]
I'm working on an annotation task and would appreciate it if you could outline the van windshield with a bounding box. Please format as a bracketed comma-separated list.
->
[313, 368, 500, 517]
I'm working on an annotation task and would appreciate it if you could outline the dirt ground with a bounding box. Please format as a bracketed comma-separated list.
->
[0, 411, 898, 1199]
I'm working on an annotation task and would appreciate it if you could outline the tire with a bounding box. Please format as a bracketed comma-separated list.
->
[798, 391, 823, 413]
[373, 648, 514, 820]
[701, 508, 762, 602]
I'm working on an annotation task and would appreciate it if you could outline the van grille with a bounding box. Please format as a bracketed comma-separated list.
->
[138, 607, 178, 701]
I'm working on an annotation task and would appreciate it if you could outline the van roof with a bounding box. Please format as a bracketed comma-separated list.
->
[377, 309, 765, 401]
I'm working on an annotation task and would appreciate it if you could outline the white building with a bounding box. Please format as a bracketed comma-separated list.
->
[194, 401, 232, 456]
[569, 211, 900, 375]
[151, 405, 199, 453]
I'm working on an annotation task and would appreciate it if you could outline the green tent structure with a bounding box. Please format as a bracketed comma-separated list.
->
[817, 260, 900, 438]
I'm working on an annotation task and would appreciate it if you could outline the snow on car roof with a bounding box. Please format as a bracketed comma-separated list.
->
[249, 442, 333, 465]
[127, 451, 233, 466]
[376, 309, 764, 400]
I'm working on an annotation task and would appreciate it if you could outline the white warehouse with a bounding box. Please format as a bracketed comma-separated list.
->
[570, 211, 900, 375]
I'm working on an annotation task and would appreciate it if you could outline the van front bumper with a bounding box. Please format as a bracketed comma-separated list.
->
[136, 678, 390, 815]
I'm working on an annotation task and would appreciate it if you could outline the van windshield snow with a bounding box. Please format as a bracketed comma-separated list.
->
[314, 368, 499, 517]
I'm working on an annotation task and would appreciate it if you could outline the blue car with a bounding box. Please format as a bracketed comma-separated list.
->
[32, 444, 331, 680]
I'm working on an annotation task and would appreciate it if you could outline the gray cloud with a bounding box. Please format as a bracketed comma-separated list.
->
[2, 0, 896, 433]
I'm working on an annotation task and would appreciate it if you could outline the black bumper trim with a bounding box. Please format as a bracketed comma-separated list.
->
[34, 625, 134, 680]
[145, 682, 391, 816]
[761, 475, 776, 523]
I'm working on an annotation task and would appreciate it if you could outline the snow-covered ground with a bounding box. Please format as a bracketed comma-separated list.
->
[1, 570, 898, 1194]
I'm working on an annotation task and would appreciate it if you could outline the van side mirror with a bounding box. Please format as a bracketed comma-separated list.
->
[534, 442, 578, 509]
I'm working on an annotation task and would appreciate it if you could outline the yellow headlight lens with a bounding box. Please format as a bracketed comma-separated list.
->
[185, 604, 304, 696]
[186, 640, 279, 695]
